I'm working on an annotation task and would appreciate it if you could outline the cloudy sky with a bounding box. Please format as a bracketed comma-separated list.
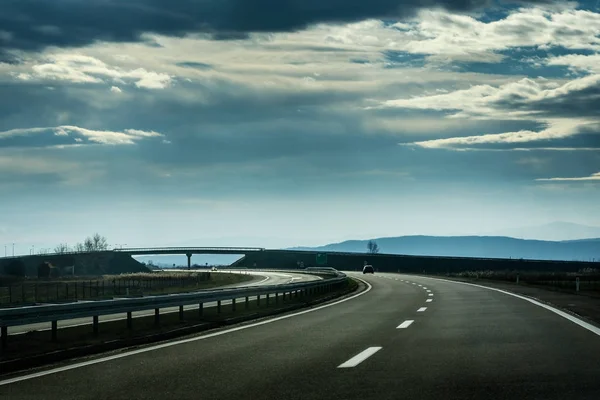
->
[1, 0, 599, 254]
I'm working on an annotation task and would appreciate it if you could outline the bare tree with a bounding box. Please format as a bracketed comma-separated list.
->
[84, 237, 94, 252]
[92, 233, 108, 251]
[74, 242, 85, 252]
[54, 243, 70, 254]
[367, 240, 380, 254]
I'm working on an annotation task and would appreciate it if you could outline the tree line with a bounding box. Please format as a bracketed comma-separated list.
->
[53, 233, 109, 254]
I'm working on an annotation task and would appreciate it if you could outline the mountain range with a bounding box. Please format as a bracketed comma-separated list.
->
[288, 235, 600, 262]
[485, 221, 600, 242]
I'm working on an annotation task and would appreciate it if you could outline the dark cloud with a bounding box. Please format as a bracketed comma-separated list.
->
[0, 0, 553, 56]
[176, 61, 213, 70]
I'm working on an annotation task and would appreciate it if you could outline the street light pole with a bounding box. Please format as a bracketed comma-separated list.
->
[12, 243, 14, 256]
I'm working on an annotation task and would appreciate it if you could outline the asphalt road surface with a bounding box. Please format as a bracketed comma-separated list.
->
[2, 272, 600, 399]
[7, 270, 318, 335]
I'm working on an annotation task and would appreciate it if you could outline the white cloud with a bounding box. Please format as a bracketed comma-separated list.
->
[546, 54, 600, 74]
[380, 74, 600, 120]
[400, 7, 600, 61]
[383, 72, 600, 149]
[536, 172, 600, 181]
[110, 86, 122, 93]
[0, 125, 164, 146]
[16, 54, 172, 89]
[409, 119, 590, 149]
[124, 129, 163, 138]
[131, 69, 171, 89]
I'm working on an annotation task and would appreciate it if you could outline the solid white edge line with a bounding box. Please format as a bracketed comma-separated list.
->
[396, 320, 414, 329]
[337, 346, 382, 368]
[0, 277, 372, 385]
[415, 275, 600, 337]
[417, 307, 427, 312]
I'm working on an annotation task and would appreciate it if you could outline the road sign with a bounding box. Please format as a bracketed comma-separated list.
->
[316, 253, 327, 266]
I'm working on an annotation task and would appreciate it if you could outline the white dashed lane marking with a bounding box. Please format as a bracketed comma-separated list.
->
[417, 307, 427, 312]
[338, 347, 383, 368]
[397, 320, 414, 329]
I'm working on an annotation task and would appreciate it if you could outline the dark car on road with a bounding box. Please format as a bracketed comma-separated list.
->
[363, 265, 374, 274]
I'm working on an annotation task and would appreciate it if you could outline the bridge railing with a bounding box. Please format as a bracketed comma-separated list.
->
[115, 247, 265, 252]
[0, 270, 347, 349]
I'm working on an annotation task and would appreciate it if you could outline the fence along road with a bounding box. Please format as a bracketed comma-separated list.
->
[2, 270, 321, 336]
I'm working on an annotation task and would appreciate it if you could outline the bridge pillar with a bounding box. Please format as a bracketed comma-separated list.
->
[186, 253, 192, 270]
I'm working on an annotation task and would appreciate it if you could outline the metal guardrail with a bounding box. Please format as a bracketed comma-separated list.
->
[0, 269, 347, 348]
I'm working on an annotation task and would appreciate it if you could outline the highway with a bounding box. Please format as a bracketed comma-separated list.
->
[7, 270, 317, 336]
[2, 272, 600, 399]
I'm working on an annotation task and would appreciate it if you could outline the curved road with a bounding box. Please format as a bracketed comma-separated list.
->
[2, 272, 600, 399]
[7, 270, 318, 335]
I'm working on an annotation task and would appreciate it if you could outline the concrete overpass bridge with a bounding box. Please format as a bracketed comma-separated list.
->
[113, 247, 265, 268]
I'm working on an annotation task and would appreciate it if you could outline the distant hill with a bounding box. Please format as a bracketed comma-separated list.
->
[288, 235, 600, 262]
[487, 221, 600, 241]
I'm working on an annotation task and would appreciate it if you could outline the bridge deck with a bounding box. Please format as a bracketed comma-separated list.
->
[115, 247, 265, 255]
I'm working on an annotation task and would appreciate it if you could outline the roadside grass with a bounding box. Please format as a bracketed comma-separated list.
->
[0, 272, 255, 306]
[440, 269, 600, 297]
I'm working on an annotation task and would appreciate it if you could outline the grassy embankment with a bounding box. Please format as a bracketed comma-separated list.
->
[441, 269, 600, 297]
[0, 272, 255, 306]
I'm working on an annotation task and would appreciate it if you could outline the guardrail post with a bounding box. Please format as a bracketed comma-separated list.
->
[257, 295, 260, 306]
[93, 315, 99, 335]
[232, 298, 236, 311]
[154, 308, 160, 326]
[275, 292, 279, 304]
[179, 305, 184, 320]
[1, 326, 7, 349]
[295, 290, 298, 298]
[127, 312, 133, 329]
[266, 294, 270, 305]
[245, 296, 249, 309]
[282, 292, 286, 301]
[51, 321, 58, 341]
[217, 300, 221, 314]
